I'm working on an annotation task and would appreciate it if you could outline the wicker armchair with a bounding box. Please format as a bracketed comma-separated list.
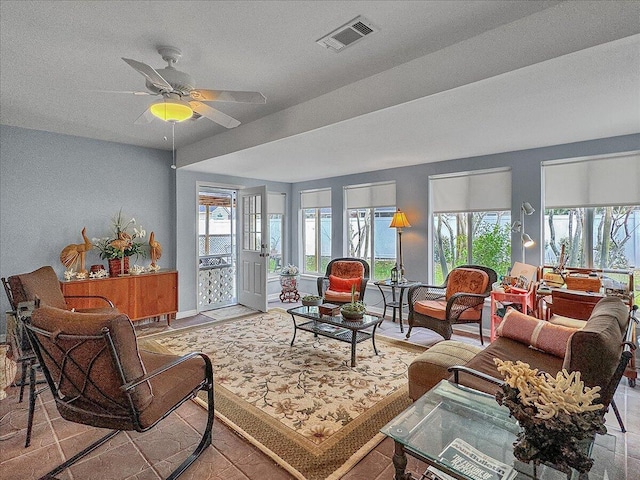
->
[406, 265, 497, 344]
[317, 257, 370, 304]
[24, 305, 214, 479]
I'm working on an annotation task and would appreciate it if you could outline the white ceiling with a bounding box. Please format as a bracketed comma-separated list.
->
[1, 1, 639, 182]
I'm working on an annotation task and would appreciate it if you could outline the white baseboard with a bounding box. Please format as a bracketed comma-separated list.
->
[176, 310, 198, 320]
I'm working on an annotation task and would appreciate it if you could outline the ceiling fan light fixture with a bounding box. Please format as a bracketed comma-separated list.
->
[150, 98, 193, 122]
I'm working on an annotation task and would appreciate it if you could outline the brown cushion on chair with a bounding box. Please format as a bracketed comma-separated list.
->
[30, 306, 153, 412]
[138, 350, 207, 429]
[563, 296, 628, 392]
[18, 266, 68, 309]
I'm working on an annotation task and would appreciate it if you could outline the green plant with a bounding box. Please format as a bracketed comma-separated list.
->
[302, 295, 322, 301]
[92, 209, 148, 261]
[340, 284, 366, 316]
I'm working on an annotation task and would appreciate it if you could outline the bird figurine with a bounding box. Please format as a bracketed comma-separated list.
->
[149, 231, 162, 270]
[60, 227, 93, 274]
[109, 231, 132, 276]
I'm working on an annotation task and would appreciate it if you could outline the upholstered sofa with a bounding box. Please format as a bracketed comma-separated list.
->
[408, 297, 633, 415]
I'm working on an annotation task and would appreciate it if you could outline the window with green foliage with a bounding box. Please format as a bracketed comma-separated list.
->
[347, 207, 396, 281]
[433, 212, 512, 284]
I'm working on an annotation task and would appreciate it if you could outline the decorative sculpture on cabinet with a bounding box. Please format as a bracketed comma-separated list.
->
[60, 227, 93, 275]
[149, 231, 162, 270]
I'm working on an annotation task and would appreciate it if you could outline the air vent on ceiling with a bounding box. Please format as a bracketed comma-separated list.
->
[316, 16, 377, 52]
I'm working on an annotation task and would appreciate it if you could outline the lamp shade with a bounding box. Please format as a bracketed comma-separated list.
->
[389, 209, 411, 229]
[522, 233, 535, 248]
[150, 98, 193, 122]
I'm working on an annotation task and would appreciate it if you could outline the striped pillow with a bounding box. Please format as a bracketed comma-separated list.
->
[496, 308, 579, 358]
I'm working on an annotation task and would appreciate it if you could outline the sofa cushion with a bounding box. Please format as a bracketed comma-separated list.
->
[414, 299, 482, 321]
[496, 308, 577, 358]
[17, 266, 68, 310]
[457, 337, 564, 395]
[563, 296, 628, 394]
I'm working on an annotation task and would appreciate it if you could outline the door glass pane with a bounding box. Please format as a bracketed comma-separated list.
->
[243, 193, 261, 252]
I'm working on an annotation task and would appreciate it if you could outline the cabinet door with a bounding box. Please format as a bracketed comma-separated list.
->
[61, 277, 132, 316]
[132, 271, 178, 320]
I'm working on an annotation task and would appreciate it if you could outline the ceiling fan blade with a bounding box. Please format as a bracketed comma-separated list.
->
[134, 107, 155, 125]
[122, 57, 172, 91]
[190, 89, 266, 104]
[91, 90, 154, 96]
[190, 101, 241, 128]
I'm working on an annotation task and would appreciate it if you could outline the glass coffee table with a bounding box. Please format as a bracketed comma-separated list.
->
[381, 380, 620, 480]
[287, 305, 383, 367]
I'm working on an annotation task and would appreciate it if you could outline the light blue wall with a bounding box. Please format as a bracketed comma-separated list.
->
[0, 125, 174, 334]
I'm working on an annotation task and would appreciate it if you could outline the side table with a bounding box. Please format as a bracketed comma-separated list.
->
[374, 280, 419, 333]
[279, 274, 300, 303]
[490, 289, 535, 342]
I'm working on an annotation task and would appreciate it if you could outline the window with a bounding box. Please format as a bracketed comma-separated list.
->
[345, 182, 396, 281]
[301, 189, 331, 274]
[543, 154, 640, 304]
[430, 169, 512, 283]
[268, 193, 285, 276]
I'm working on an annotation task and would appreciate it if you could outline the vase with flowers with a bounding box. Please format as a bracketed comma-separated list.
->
[279, 264, 300, 302]
[494, 359, 606, 476]
[93, 210, 147, 276]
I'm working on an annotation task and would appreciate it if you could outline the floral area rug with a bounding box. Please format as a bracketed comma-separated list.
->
[138, 308, 426, 480]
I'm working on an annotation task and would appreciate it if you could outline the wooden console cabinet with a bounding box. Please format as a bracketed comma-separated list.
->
[61, 270, 178, 324]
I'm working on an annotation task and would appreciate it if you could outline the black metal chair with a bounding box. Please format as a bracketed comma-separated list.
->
[24, 304, 214, 479]
[406, 265, 497, 344]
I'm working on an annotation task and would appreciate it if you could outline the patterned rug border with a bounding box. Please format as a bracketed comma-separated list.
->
[139, 308, 425, 479]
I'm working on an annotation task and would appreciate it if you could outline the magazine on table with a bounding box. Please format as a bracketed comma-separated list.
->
[316, 323, 349, 336]
[438, 438, 517, 480]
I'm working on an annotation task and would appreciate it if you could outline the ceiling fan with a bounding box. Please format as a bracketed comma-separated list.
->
[120, 46, 266, 128]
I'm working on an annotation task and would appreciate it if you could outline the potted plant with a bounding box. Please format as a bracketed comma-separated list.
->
[301, 295, 323, 307]
[92, 210, 147, 276]
[340, 284, 366, 320]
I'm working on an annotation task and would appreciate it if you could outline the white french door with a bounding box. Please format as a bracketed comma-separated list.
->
[237, 186, 269, 312]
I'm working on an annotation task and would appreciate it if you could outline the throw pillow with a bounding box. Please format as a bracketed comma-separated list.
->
[496, 308, 578, 358]
[328, 275, 361, 293]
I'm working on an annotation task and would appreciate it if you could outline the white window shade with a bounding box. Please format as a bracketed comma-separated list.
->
[431, 169, 511, 213]
[301, 188, 331, 209]
[345, 182, 396, 209]
[268, 193, 286, 214]
[544, 153, 640, 208]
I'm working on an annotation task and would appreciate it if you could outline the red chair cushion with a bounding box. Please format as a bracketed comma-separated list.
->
[324, 290, 360, 303]
[328, 275, 361, 293]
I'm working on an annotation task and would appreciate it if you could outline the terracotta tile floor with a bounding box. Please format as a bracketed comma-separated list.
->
[1, 301, 637, 479]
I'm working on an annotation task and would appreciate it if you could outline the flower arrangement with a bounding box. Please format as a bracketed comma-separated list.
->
[92, 210, 148, 261]
[494, 359, 606, 474]
[280, 264, 299, 275]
